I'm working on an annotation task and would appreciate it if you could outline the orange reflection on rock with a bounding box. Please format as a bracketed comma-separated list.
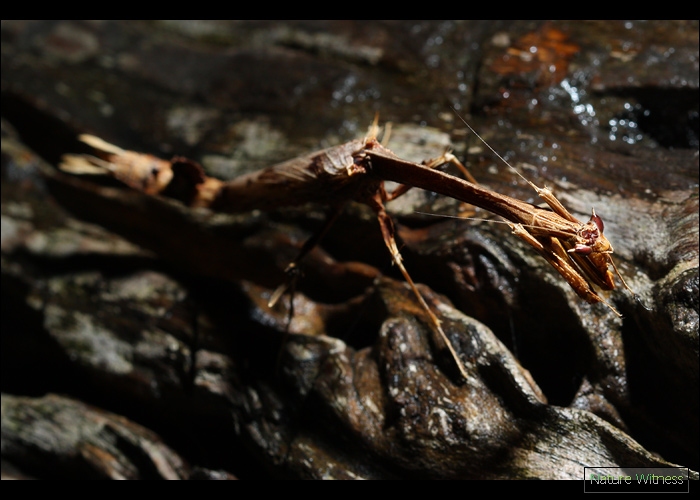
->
[490, 24, 580, 87]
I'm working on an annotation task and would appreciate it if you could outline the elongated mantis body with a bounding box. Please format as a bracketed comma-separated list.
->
[60, 119, 634, 381]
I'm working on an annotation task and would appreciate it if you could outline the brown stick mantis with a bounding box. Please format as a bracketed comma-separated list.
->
[59, 117, 636, 382]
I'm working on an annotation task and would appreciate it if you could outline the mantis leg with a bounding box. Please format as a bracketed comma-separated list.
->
[366, 190, 469, 382]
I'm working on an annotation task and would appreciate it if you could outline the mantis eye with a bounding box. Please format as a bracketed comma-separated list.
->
[590, 212, 604, 232]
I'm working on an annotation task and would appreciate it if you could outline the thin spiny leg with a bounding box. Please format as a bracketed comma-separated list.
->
[268, 204, 345, 309]
[366, 190, 469, 382]
[268, 204, 345, 374]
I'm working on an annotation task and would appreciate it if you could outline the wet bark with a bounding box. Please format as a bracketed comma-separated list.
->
[2, 20, 698, 479]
